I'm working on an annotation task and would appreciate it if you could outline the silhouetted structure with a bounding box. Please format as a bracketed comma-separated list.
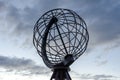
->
[33, 8, 89, 80]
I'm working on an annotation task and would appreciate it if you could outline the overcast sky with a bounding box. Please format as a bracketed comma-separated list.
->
[0, 0, 120, 80]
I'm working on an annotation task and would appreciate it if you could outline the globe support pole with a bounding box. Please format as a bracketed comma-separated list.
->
[50, 67, 71, 80]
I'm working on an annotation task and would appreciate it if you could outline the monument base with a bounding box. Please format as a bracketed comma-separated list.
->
[50, 67, 71, 80]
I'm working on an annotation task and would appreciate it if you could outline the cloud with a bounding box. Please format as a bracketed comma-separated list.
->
[104, 38, 120, 50]
[85, 0, 120, 44]
[1, 0, 120, 49]
[0, 1, 119, 80]
[97, 60, 108, 66]
[74, 0, 120, 52]
[70, 71, 118, 80]
[2, 0, 59, 35]
[0, 55, 50, 75]
[93, 74, 114, 80]
[0, 1, 120, 73]
[62, 0, 120, 49]
[0, 1, 120, 75]
[0, 1, 6, 11]
[0, 55, 119, 80]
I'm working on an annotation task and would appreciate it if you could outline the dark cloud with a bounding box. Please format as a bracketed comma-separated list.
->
[84, 0, 120, 44]
[0, 1, 5, 11]
[0, 55, 50, 75]
[0, 55, 119, 79]
[69, 0, 120, 52]
[1, 0, 120, 49]
[62, 0, 120, 48]
[6, 0, 59, 35]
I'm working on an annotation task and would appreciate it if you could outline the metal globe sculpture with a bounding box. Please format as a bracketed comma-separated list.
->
[33, 8, 89, 80]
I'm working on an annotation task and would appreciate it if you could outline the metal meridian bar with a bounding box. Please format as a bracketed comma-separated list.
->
[41, 16, 58, 68]
[55, 23, 69, 55]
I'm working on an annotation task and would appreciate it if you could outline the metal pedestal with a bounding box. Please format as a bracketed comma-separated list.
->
[50, 67, 71, 80]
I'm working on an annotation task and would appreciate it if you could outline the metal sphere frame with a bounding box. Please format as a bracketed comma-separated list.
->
[33, 8, 89, 80]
